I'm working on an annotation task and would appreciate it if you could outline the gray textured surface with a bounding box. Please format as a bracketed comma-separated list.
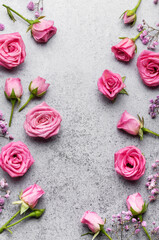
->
[0, 0, 159, 239]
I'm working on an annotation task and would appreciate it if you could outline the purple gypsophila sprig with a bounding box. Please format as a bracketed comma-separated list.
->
[137, 20, 159, 50]
[149, 96, 159, 119]
[109, 211, 146, 239]
[27, 0, 43, 18]
[146, 160, 159, 202]
[151, 221, 159, 239]
[153, 0, 158, 4]
[0, 178, 10, 214]
[0, 111, 14, 140]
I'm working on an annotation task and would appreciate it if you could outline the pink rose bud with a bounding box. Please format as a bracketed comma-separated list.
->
[126, 193, 145, 215]
[29, 76, 50, 97]
[4, 78, 23, 126]
[81, 211, 104, 233]
[137, 50, 159, 87]
[5, 78, 23, 99]
[21, 184, 45, 208]
[124, 12, 136, 24]
[27, 1, 35, 11]
[115, 146, 146, 181]
[0, 32, 26, 69]
[111, 38, 136, 62]
[97, 70, 126, 101]
[31, 19, 57, 43]
[117, 111, 141, 135]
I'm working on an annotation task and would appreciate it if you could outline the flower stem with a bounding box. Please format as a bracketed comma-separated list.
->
[0, 210, 20, 234]
[2, 4, 31, 24]
[138, 215, 152, 240]
[132, 30, 144, 42]
[6, 212, 35, 229]
[134, 0, 142, 12]
[19, 94, 35, 112]
[9, 99, 16, 127]
[142, 127, 159, 137]
[101, 227, 113, 240]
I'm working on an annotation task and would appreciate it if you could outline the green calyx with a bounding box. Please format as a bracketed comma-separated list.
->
[130, 201, 148, 216]
[138, 115, 144, 140]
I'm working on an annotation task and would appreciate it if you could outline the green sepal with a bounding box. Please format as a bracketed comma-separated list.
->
[17, 98, 21, 106]
[37, 91, 46, 97]
[26, 25, 33, 33]
[130, 202, 148, 217]
[7, 8, 16, 22]
[122, 76, 126, 82]
[81, 232, 94, 237]
[92, 231, 100, 240]
[119, 10, 127, 19]
[119, 37, 127, 39]
[137, 115, 144, 128]
[135, 44, 137, 53]
[38, 16, 45, 20]
[131, 15, 137, 27]
[31, 87, 38, 96]
[126, 9, 136, 16]
[138, 128, 144, 141]
[19, 190, 23, 199]
[4, 91, 9, 99]
[29, 81, 32, 91]
[119, 89, 128, 95]
[130, 207, 140, 216]
[20, 201, 29, 215]
[10, 89, 17, 99]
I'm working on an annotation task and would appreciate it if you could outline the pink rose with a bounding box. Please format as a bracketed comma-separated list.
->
[123, 12, 136, 24]
[114, 146, 146, 181]
[5, 78, 23, 99]
[81, 211, 104, 233]
[97, 70, 126, 100]
[0, 141, 34, 178]
[31, 19, 57, 43]
[117, 111, 141, 135]
[126, 193, 144, 215]
[0, 32, 26, 69]
[21, 184, 45, 208]
[29, 76, 50, 96]
[111, 38, 136, 62]
[137, 50, 159, 87]
[24, 102, 62, 139]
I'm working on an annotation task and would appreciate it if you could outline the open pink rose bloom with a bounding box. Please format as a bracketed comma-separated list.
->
[111, 38, 136, 62]
[0, 141, 34, 177]
[0, 32, 26, 69]
[114, 146, 146, 181]
[24, 102, 62, 139]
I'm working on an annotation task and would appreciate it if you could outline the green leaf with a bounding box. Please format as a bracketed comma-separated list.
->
[7, 8, 16, 22]
[92, 231, 100, 240]
[122, 76, 126, 82]
[119, 89, 128, 95]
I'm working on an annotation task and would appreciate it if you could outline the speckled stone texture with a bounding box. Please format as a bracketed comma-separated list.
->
[0, 0, 159, 239]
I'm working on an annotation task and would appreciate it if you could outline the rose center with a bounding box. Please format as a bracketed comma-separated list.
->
[13, 154, 17, 158]
[126, 163, 133, 168]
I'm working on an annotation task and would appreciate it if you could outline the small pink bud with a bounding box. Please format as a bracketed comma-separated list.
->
[81, 211, 104, 233]
[27, 1, 35, 11]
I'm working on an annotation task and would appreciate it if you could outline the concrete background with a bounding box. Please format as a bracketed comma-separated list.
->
[0, 0, 158, 239]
